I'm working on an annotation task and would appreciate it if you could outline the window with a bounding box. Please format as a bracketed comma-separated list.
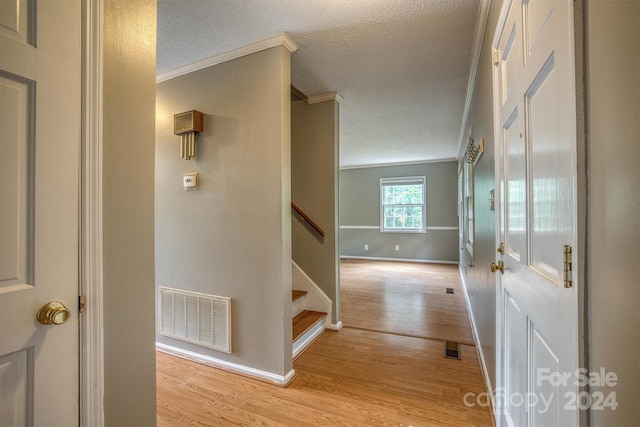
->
[458, 164, 464, 242]
[380, 176, 426, 233]
[463, 160, 474, 256]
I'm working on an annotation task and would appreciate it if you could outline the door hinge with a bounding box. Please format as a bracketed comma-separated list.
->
[493, 50, 501, 66]
[563, 245, 572, 288]
[79, 295, 87, 314]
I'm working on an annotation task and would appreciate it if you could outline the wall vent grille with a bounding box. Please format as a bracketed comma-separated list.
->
[159, 286, 231, 353]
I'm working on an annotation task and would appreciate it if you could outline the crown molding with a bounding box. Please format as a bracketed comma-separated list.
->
[307, 92, 343, 104]
[340, 158, 457, 170]
[456, 0, 492, 158]
[157, 33, 298, 83]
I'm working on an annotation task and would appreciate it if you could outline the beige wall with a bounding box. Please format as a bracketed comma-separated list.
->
[102, 0, 157, 425]
[155, 46, 293, 377]
[586, 0, 640, 424]
[291, 99, 340, 324]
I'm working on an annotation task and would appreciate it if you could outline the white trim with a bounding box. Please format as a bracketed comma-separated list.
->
[340, 256, 458, 265]
[156, 343, 296, 387]
[491, 4, 511, 424]
[292, 261, 333, 327]
[80, 0, 104, 426]
[380, 176, 427, 234]
[458, 266, 496, 418]
[339, 225, 458, 231]
[455, 0, 492, 158]
[307, 92, 343, 105]
[340, 158, 457, 170]
[292, 317, 326, 359]
[491, 0, 513, 50]
[156, 33, 298, 83]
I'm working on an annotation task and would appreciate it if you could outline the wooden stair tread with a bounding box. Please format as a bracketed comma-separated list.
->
[292, 290, 307, 302]
[292, 310, 326, 341]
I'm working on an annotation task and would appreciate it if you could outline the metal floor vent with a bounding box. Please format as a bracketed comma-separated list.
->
[159, 286, 231, 354]
[445, 287, 455, 294]
[444, 340, 461, 360]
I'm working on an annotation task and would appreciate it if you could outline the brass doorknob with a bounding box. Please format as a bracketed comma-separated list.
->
[490, 261, 505, 274]
[36, 301, 71, 325]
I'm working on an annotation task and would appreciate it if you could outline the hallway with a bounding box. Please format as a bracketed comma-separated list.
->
[157, 261, 493, 426]
[340, 259, 474, 344]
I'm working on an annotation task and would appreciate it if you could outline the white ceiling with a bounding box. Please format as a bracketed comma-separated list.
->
[157, 0, 481, 168]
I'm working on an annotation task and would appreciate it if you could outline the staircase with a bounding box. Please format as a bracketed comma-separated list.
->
[292, 290, 326, 359]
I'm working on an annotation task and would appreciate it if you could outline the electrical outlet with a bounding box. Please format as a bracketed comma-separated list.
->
[364, 244, 369, 250]
[395, 245, 400, 251]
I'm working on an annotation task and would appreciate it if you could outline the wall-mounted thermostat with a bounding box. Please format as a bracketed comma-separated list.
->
[183, 172, 199, 190]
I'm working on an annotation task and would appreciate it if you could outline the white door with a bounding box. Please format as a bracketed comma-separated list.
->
[0, 1, 81, 425]
[493, 0, 578, 426]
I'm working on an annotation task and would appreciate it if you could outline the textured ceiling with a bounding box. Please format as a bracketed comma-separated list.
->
[157, 0, 480, 167]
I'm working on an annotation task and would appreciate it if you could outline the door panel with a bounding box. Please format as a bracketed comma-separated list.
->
[494, 1, 578, 426]
[501, 25, 518, 107]
[504, 109, 526, 261]
[0, 0, 31, 45]
[504, 292, 526, 427]
[524, 0, 554, 59]
[0, 1, 81, 425]
[530, 324, 560, 427]
[0, 349, 32, 426]
[0, 74, 33, 290]
[527, 58, 564, 282]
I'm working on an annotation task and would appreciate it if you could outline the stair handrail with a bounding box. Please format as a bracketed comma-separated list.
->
[291, 202, 325, 237]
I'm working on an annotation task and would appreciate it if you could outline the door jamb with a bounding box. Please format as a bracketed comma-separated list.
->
[80, 0, 104, 425]
[490, 1, 512, 423]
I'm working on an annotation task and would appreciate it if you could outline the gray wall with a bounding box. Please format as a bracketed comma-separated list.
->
[291, 99, 340, 324]
[155, 47, 293, 377]
[340, 162, 459, 262]
[102, 0, 157, 425]
[586, 0, 640, 424]
[457, 0, 503, 397]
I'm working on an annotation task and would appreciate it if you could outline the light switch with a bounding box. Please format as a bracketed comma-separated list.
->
[183, 172, 198, 190]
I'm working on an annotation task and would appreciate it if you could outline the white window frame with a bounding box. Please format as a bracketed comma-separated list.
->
[379, 176, 427, 234]
[458, 164, 464, 243]
[463, 160, 475, 257]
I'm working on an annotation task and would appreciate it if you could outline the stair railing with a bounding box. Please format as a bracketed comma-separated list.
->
[291, 202, 325, 237]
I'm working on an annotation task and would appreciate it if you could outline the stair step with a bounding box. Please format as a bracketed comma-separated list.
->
[292, 310, 326, 341]
[292, 290, 307, 302]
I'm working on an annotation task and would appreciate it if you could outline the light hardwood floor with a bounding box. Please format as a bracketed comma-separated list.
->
[157, 260, 493, 426]
[340, 259, 474, 345]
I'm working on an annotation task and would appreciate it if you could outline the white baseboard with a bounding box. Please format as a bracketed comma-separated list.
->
[292, 318, 326, 359]
[156, 342, 296, 387]
[457, 267, 495, 413]
[340, 255, 458, 265]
